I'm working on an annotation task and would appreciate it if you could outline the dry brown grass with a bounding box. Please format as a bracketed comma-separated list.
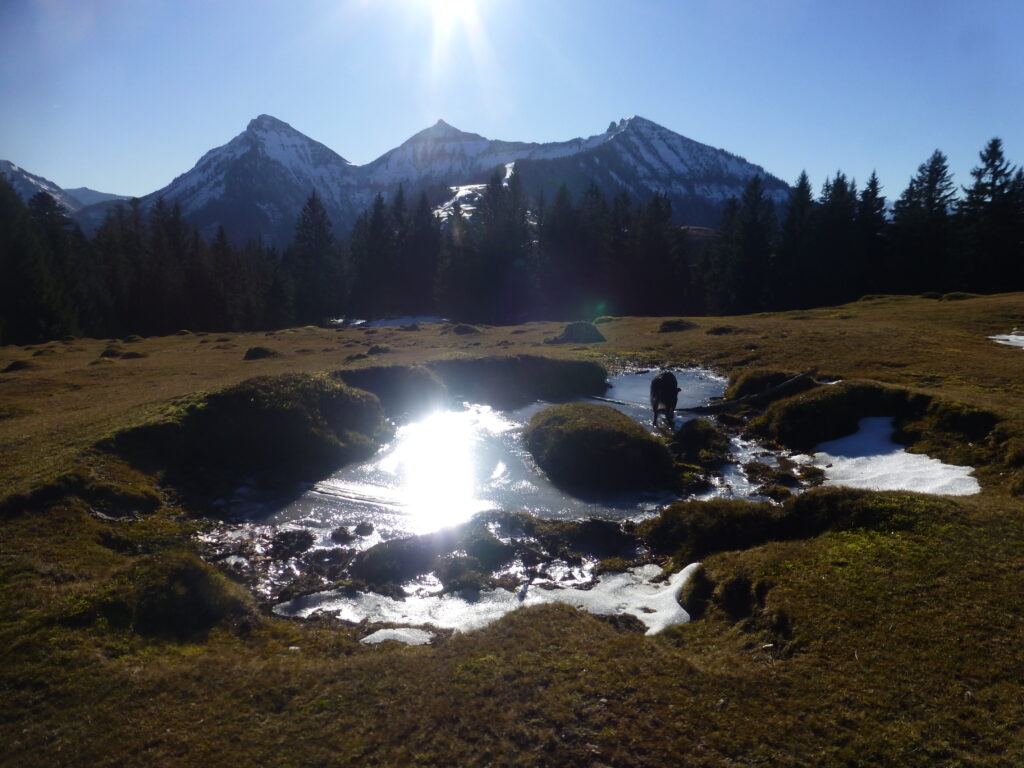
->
[3, 294, 1024, 766]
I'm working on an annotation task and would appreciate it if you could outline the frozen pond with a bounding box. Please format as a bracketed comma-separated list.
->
[247, 369, 730, 544]
[797, 416, 980, 496]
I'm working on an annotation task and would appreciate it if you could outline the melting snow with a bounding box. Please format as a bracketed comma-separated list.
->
[361, 628, 435, 646]
[796, 417, 979, 496]
[276, 563, 698, 636]
[990, 331, 1024, 349]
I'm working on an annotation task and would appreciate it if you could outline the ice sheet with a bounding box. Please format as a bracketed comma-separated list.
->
[276, 563, 699, 636]
[798, 417, 979, 496]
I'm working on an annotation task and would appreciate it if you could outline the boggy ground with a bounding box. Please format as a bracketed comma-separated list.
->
[2, 294, 1024, 766]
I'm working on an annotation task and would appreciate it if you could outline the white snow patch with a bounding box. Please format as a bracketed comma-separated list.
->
[796, 417, 980, 496]
[361, 628, 435, 646]
[990, 331, 1024, 349]
[363, 315, 448, 328]
[275, 563, 699, 636]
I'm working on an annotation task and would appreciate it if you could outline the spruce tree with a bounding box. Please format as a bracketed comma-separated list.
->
[816, 172, 860, 304]
[892, 150, 957, 292]
[958, 138, 1020, 291]
[772, 171, 816, 310]
[857, 172, 888, 294]
[290, 190, 338, 324]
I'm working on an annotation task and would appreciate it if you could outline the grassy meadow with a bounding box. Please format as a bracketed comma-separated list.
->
[2, 293, 1023, 766]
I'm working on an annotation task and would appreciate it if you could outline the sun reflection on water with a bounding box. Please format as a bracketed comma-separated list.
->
[376, 406, 513, 533]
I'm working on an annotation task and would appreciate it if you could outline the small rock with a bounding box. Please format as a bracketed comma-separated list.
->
[354, 522, 374, 537]
[269, 529, 315, 560]
[330, 526, 356, 544]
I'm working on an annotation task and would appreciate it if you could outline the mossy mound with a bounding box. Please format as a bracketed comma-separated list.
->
[129, 552, 253, 639]
[63, 551, 253, 641]
[750, 379, 1003, 477]
[1, 359, 36, 373]
[749, 380, 929, 451]
[337, 365, 448, 417]
[941, 292, 980, 301]
[658, 319, 698, 333]
[726, 368, 807, 400]
[243, 346, 279, 360]
[544, 321, 606, 344]
[639, 487, 958, 565]
[525, 403, 675, 495]
[670, 418, 730, 468]
[429, 355, 607, 408]
[105, 373, 386, 499]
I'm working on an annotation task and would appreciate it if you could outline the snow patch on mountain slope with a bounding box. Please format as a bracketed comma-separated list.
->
[1, 160, 83, 212]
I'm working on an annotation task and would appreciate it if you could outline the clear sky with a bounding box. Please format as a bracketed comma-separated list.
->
[2, 0, 1022, 201]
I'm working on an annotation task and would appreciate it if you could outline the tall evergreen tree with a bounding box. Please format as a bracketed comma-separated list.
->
[856, 171, 888, 294]
[892, 150, 958, 292]
[290, 190, 339, 323]
[772, 171, 816, 310]
[710, 177, 776, 314]
[958, 138, 1021, 291]
[816, 172, 860, 304]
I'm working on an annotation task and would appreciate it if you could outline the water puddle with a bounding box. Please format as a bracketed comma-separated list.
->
[231, 369, 729, 543]
[201, 371, 982, 639]
[795, 416, 980, 496]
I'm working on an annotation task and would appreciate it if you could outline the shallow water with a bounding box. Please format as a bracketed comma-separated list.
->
[257, 369, 729, 544]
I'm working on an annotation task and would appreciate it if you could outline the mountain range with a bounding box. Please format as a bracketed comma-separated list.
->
[2, 116, 790, 245]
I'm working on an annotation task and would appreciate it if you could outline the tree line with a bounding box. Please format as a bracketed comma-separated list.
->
[1, 137, 1022, 345]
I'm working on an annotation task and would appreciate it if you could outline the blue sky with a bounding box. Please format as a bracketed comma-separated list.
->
[2, 0, 1022, 202]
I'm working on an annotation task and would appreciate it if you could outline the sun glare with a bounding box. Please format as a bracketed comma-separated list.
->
[430, 0, 479, 35]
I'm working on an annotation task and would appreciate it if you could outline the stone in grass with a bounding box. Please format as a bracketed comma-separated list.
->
[244, 346, 280, 360]
[525, 403, 675, 496]
[544, 321, 606, 345]
[659, 319, 698, 333]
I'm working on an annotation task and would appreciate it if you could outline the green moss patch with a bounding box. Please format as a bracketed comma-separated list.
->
[726, 369, 803, 400]
[103, 373, 387, 502]
[525, 403, 675, 495]
[670, 418, 730, 468]
[640, 487, 957, 566]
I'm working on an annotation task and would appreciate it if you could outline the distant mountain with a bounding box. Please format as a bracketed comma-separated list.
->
[512, 116, 790, 225]
[1, 160, 87, 213]
[64, 187, 129, 207]
[135, 114, 362, 244]
[17, 114, 789, 244]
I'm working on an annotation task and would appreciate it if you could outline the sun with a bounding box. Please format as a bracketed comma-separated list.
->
[429, 0, 479, 35]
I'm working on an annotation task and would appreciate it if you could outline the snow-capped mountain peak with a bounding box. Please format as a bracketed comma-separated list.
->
[42, 113, 791, 244]
[406, 119, 483, 144]
[0, 159, 85, 213]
